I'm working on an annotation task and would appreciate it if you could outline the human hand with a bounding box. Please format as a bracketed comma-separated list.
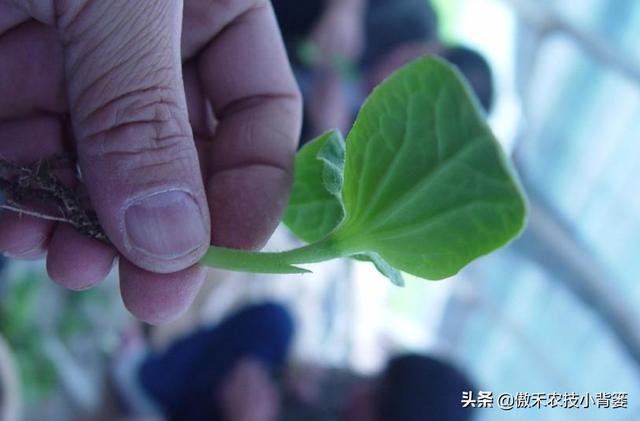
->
[0, 0, 301, 323]
[310, 3, 365, 66]
[220, 358, 280, 421]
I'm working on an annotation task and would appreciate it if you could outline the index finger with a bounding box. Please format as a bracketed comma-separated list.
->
[197, 1, 302, 250]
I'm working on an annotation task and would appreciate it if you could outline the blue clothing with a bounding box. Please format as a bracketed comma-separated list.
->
[0, 257, 6, 286]
[139, 302, 294, 421]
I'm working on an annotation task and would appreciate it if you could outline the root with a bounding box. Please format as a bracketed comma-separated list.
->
[0, 204, 72, 224]
[0, 155, 110, 245]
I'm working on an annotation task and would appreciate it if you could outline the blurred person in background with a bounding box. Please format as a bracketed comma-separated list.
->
[113, 302, 476, 421]
[283, 352, 476, 421]
[113, 302, 293, 420]
[272, 0, 494, 142]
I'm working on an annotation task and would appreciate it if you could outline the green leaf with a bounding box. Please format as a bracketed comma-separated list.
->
[354, 253, 406, 286]
[332, 57, 527, 280]
[317, 131, 346, 197]
[283, 130, 345, 243]
[284, 131, 407, 285]
[201, 57, 527, 283]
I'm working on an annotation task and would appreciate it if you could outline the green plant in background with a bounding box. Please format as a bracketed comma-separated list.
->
[202, 57, 527, 285]
[0, 270, 109, 402]
[0, 273, 57, 401]
[297, 40, 360, 81]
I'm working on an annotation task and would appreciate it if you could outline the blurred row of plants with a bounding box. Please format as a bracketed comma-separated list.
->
[0, 263, 120, 405]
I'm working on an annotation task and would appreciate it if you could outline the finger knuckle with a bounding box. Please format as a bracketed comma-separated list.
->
[79, 84, 188, 144]
[76, 88, 197, 179]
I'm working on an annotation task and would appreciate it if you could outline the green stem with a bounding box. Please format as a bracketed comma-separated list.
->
[200, 236, 350, 274]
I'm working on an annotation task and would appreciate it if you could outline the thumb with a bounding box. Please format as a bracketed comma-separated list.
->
[60, 0, 210, 273]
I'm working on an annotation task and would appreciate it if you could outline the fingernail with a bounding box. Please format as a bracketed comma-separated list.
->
[124, 190, 207, 260]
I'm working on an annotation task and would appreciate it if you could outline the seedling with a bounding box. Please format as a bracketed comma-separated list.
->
[201, 57, 528, 285]
[0, 57, 526, 285]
